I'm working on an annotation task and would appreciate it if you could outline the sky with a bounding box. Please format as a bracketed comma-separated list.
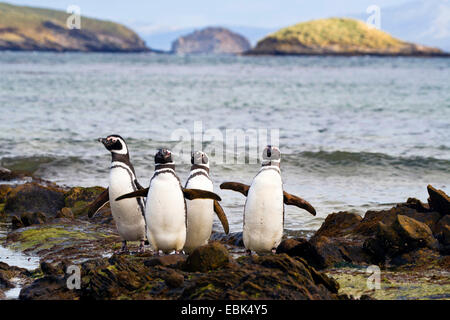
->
[5, 0, 415, 34]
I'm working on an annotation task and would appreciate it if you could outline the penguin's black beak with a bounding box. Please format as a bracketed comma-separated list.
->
[266, 145, 272, 158]
[98, 138, 107, 145]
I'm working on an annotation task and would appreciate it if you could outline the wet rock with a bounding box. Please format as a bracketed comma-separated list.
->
[164, 270, 184, 288]
[310, 235, 371, 268]
[353, 209, 397, 236]
[181, 254, 341, 300]
[314, 212, 362, 238]
[19, 275, 78, 300]
[427, 185, 450, 215]
[0, 271, 14, 289]
[406, 198, 430, 212]
[393, 215, 438, 250]
[11, 212, 47, 229]
[184, 242, 231, 273]
[56, 207, 74, 219]
[0, 167, 23, 181]
[4, 182, 65, 216]
[389, 248, 441, 268]
[6, 221, 119, 261]
[276, 238, 326, 269]
[40, 261, 62, 276]
[18, 250, 345, 300]
[64, 186, 106, 217]
[144, 255, 186, 268]
[367, 215, 438, 263]
[434, 215, 450, 254]
[210, 231, 243, 247]
[0, 185, 12, 203]
[11, 215, 24, 229]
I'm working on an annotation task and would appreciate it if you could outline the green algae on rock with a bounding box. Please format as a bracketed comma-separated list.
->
[328, 267, 450, 300]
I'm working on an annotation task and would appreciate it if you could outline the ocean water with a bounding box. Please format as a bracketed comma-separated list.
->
[0, 52, 449, 233]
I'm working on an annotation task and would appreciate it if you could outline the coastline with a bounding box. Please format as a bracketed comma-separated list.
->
[0, 169, 448, 300]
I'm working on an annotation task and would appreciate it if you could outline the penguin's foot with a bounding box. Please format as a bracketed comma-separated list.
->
[271, 248, 277, 254]
[174, 250, 183, 255]
[137, 240, 145, 253]
[115, 241, 129, 254]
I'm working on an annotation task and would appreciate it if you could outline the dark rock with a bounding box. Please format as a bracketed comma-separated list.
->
[276, 238, 326, 269]
[355, 205, 441, 236]
[40, 261, 61, 276]
[0, 271, 14, 289]
[314, 212, 362, 238]
[390, 248, 440, 267]
[19, 275, 78, 300]
[0, 167, 23, 181]
[0, 185, 12, 203]
[11, 215, 24, 229]
[353, 209, 397, 236]
[184, 242, 231, 273]
[164, 270, 184, 288]
[406, 198, 430, 212]
[11, 212, 47, 229]
[171, 27, 251, 55]
[434, 215, 450, 254]
[181, 253, 341, 300]
[368, 215, 438, 262]
[4, 182, 65, 216]
[19, 250, 345, 300]
[427, 185, 450, 215]
[144, 255, 186, 268]
[56, 207, 74, 219]
[210, 231, 243, 247]
[64, 186, 106, 216]
[393, 215, 438, 250]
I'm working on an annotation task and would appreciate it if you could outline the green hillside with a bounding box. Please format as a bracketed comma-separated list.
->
[0, 2, 149, 52]
[248, 18, 444, 56]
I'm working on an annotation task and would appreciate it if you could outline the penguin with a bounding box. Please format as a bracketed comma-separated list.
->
[220, 145, 316, 255]
[115, 149, 222, 254]
[183, 151, 229, 253]
[87, 135, 147, 253]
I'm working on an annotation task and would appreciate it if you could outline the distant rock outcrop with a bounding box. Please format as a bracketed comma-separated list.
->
[171, 27, 251, 54]
[0, 3, 149, 52]
[247, 18, 447, 56]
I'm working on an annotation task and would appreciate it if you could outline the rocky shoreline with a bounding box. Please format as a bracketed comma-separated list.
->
[0, 167, 448, 300]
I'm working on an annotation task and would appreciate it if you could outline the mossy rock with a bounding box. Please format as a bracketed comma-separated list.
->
[184, 242, 231, 272]
[64, 186, 106, 216]
[4, 182, 65, 216]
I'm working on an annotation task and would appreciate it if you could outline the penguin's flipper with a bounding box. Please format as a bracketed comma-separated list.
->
[88, 188, 109, 218]
[183, 188, 222, 201]
[214, 200, 230, 234]
[220, 182, 250, 197]
[134, 179, 144, 190]
[116, 188, 149, 201]
[283, 191, 316, 216]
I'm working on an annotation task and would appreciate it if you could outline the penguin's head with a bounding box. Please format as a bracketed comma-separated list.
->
[191, 151, 209, 168]
[155, 148, 173, 164]
[98, 135, 128, 155]
[261, 145, 281, 167]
